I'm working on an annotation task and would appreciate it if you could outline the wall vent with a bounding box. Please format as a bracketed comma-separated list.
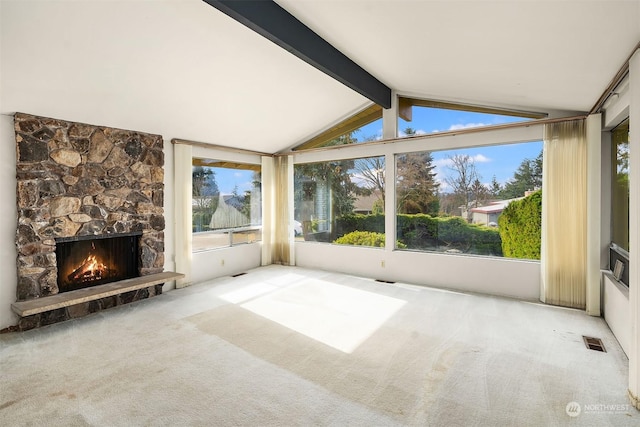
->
[375, 279, 396, 284]
[583, 336, 606, 352]
[231, 272, 247, 278]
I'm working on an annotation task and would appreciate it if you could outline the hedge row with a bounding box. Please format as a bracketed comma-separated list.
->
[334, 214, 502, 256]
[334, 231, 407, 249]
[498, 191, 541, 260]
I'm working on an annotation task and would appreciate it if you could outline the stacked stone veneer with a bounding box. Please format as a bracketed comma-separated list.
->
[14, 113, 165, 329]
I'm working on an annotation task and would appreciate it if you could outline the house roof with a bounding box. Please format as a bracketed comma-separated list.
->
[471, 198, 523, 214]
[2, 1, 639, 154]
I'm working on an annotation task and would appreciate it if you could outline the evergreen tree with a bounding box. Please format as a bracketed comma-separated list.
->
[470, 178, 490, 208]
[396, 127, 440, 215]
[294, 132, 359, 218]
[500, 150, 542, 199]
[396, 151, 440, 215]
[192, 166, 219, 231]
[489, 175, 502, 197]
[192, 166, 219, 197]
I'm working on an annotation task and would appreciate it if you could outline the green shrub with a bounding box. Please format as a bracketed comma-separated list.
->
[333, 231, 407, 249]
[396, 214, 439, 250]
[333, 214, 502, 255]
[467, 223, 503, 256]
[498, 191, 541, 259]
[335, 214, 385, 237]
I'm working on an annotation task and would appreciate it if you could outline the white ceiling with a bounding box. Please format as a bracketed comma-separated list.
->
[2, 0, 639, 154]
[278, 0, 640, 114]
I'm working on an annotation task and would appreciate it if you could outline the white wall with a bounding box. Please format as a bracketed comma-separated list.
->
[191, 244, 262, 285]
[627, 47, 640, 410]
[603, 273, 630, 356]
[0, 116, 19, 329]
[296, 243, 541, 301]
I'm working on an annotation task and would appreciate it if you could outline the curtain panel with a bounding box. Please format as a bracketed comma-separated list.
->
[272, 155, 292, 265]
[541, 119, 587, 309]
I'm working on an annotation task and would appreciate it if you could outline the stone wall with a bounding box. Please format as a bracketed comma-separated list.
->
[14, 113, 165, 309]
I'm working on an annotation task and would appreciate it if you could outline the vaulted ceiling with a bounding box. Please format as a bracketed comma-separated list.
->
[2, 1, 639, 154]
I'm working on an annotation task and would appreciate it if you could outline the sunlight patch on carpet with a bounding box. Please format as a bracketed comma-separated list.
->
[219, 282, 280, 304]
[240, 279, 406, 353]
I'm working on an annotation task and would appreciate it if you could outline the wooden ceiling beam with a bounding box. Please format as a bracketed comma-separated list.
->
[203, 0, 392, 108]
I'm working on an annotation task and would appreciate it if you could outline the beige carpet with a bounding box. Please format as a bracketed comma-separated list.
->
[0, 265, 636, 426]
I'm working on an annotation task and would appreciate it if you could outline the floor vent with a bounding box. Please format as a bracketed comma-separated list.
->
[583, 336, 606, 352]
[375, 279, 396, 284]
[231, 272, 247, 278]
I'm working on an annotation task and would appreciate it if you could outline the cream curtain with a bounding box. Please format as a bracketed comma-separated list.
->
[261, 156, 274, 266]
[272, 155, 292, 265]
[174, 143, 193, 288]
[541, 119, 587, 309]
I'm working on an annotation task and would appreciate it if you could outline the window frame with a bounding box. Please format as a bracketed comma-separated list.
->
[188, 144, 264, 253]
[292, 115, 545, 261]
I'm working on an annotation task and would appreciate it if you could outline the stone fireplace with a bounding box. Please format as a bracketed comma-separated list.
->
[14, 113, 168, 330]
[55, 232, 141, 293]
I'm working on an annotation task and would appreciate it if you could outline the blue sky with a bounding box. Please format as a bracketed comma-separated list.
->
[210, 107, 542, 195]
[355, 107, 542, 190]
[210, 167, 256, 195]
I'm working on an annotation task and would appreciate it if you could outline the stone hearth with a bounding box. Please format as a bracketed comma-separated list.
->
[14, 113, 166, 329]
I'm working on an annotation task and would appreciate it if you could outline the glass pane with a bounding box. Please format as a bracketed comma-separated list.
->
[193, 230, 231, 252]
[192, 159, 261, 252]
[611, 119, 629, 251]
[398, 105, 533, 138]
[396, 141, 543, 260]
[232, 228, 262, 245]
[321, 119, 384, 147]
[294, 156, 385, 247]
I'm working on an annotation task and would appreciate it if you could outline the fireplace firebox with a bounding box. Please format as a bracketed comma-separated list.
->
[55, 233, 141, 293]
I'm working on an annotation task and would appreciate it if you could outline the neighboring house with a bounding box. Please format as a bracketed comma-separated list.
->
[209, 194, 249, 229]
[470, 197, 523, 226]
[223, 194, 245, 211]
[353, 190, 383, 215]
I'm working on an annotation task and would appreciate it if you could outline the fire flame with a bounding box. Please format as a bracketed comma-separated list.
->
[68, 254, 110, 283]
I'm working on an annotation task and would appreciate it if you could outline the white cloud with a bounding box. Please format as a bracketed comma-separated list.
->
[433, 154, 490, 167]
[433, 158, 454, 168]
[448, 122, 489, 131]
[437, 179, 450, 191]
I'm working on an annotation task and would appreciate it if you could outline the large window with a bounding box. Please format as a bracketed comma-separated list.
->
[611, 119, 629, 251]
[396, 141, 543, 259]
[192, 158, 261, 252]
[291, 99, 546, 259]
[397, 97, 543, 137]
[610, 119, 629, 286]
[294, 156, 385, 246]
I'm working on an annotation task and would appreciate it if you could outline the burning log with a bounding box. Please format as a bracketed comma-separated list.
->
[67, 255, 111, 283]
